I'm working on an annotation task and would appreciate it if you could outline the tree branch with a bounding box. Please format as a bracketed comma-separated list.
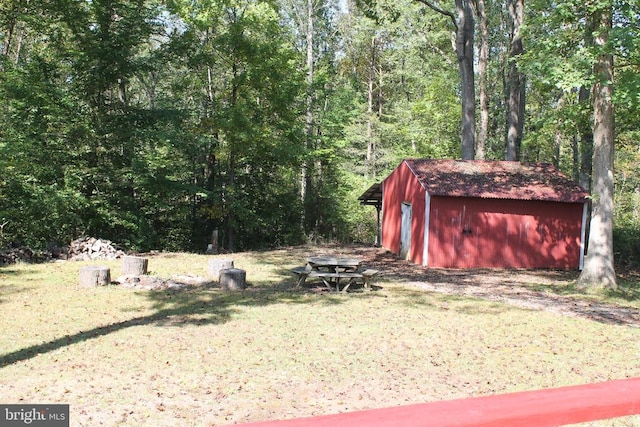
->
[414, 0, 458, 31]
[427, 42, 456, 67]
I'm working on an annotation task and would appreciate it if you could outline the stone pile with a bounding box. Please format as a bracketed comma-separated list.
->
[0, 246, 43, 265]
[67, 237, 125, 261]
[113, 274, 213, 291]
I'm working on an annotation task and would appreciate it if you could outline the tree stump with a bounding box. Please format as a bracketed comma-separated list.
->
[219, 268, 246, 291]
[208, 258, 233, 280]
[79, 265, 111, 287]
[122, 256, 149, 275]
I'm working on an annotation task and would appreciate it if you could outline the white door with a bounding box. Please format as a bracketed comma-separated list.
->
[400, 202, 412, 260]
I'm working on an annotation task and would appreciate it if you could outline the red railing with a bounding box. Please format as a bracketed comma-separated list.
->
[222, 377, 640, 427]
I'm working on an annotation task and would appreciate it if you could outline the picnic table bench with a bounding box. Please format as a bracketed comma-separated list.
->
[290, 264, 379, 292]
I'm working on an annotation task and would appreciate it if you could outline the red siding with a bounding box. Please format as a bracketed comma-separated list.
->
[380, 160, 586, 269]
[428, 197, 584, 269]
[382, 162, 426, 265]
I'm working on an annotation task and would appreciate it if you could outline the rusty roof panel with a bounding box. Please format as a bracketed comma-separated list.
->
[358, 182, 383, 206]
[404, 159, 589, 203]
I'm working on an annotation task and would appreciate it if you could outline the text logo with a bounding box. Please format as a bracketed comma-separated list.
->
[0, 405, 69, 426]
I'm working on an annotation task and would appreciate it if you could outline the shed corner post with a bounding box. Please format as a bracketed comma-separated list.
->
[423, 192, 431, 267]
[375, 202, 382, 247]
[377, 181, 384, 247]
[579, 202, 588, 270]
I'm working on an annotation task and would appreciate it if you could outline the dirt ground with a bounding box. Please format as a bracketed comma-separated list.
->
[2, 246, 639, 427]
[334, 245, 640, 328]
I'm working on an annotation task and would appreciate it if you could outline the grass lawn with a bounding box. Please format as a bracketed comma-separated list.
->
[1, 245, 640, 426]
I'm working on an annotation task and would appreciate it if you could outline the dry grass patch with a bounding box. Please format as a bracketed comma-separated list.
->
[1, 246, 640, 426]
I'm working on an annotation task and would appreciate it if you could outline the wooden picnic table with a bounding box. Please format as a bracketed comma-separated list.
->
[290, 256, 379, 292]
[305, 256, 362, 292]
[306, 256, 361, 273]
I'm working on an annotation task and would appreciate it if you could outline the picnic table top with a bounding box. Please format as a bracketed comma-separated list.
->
[307, 256, 362, 267]
[309, 271, 362, 278]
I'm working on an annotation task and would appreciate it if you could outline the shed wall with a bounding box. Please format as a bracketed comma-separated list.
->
[382, 162, 426, 265]
[427, 197, 584, 269]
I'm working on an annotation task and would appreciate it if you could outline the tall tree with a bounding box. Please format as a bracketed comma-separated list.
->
[365, 35, 377, 179]
[505, 0, 524, 161]
[302, 0, 314, 226]
[578, 0, 616, 289]
[281, 0, 341, 238]
[415, 0, 476, 159]
[475, 0, 488, 159]
[0, 0, 28, 64]
[577, 15, 595, 190]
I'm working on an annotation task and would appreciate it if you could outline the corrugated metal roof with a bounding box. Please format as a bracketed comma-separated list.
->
[358, 182, 382, 207]
[404, 159, 589, 203]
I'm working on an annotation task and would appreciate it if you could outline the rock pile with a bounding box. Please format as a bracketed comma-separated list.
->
[67, 237, 125, 261]
[113, 274, 213, 291]
[0, 246, 44, 265]
[0, 237, 125, 265]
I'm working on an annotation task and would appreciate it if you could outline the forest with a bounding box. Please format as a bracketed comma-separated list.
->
[0, 0, 639, 270]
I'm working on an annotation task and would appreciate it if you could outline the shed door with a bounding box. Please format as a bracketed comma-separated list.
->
[400, 202, 412, 260]
[433, 201, 482, 268]
[457, 205, 481, 268]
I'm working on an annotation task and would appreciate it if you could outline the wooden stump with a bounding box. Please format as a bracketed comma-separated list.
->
[208, 258, 233, 280]
[79, 265, 111, 287]
[122, 256, 148, 275]
[219, 268, 246, 291]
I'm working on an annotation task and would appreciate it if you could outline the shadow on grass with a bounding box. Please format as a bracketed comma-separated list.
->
[607, 276, 640, 302]
[0, 272, 382, 368]
[0, 283, 29, 305]
[0, 265, 36, 278]
[4, 244, 636, 368]
[392, 289, 527, 315]
[525, 276, 640, 305]
[450, 300, 521, 315]
[0, 267, 33, 305]
[355, 247, 640, 326]
[391, 287, 440, 309]
[0, 290, 227, 367]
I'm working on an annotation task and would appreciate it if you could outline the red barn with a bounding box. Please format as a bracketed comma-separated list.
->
[368, 159, 589, 269]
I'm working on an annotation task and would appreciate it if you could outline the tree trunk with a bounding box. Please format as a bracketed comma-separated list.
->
[8, 0, 27, 66]
[226, 58, 239, 252]
[578, 85, 594, 191]
[475, 0, 488, 160]
[506, 0, 525, 161]
[220, 268, 246, 291]
[208, 258, 234, 280]
[457, 0, 476, 160]
[375, 58, 383, 181]
[416, 0, 476, 160]
[578, 15, 595, 190]
[122, 256, 149, 276]
[577, 4, 616, 290]
[301, 0, 314, 229]
[79, 265, 111, 287]
[118, 77, 128, 105]
[366, 36, 376, 179]
[3, 16, 15, 57]
[553, 92, 566, 167]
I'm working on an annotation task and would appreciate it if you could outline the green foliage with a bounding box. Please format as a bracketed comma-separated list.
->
[613, 134, 640, 269]
[0, 0, 639, 259]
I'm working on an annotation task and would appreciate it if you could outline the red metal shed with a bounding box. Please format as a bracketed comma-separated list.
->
[377, 159, 589, 269]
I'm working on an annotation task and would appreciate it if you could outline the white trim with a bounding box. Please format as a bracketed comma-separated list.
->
[579, 202, 587, 270]
[400, 202, 412, 260]
[379, 181, 384, 246]
[423, 193, 431, 267]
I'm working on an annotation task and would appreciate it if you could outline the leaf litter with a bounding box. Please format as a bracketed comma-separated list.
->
[0, 245, 639, 426]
